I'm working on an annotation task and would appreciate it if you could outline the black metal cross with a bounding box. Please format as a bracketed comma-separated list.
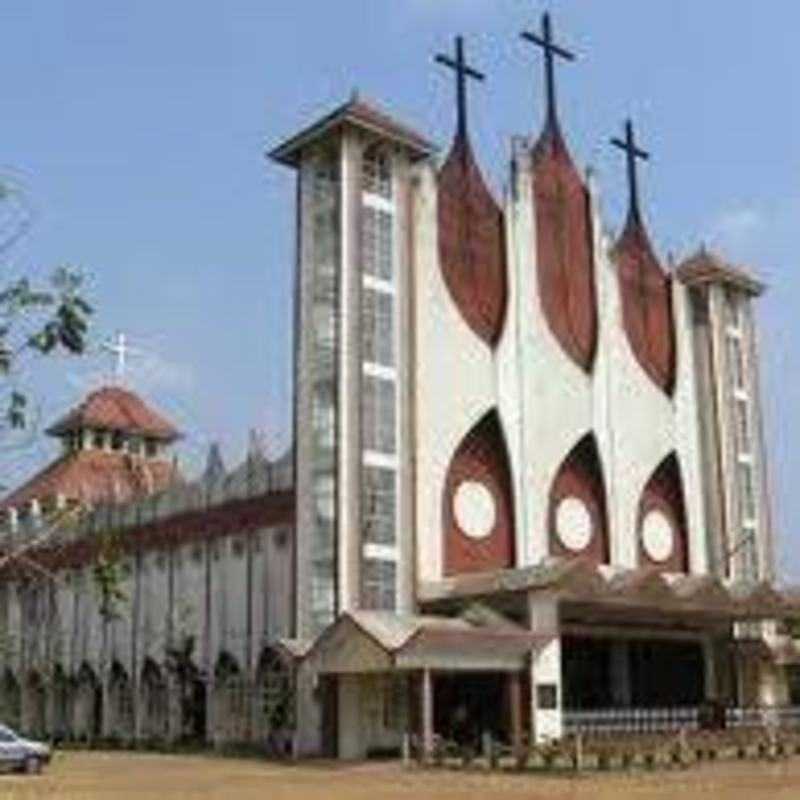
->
[611, 119, 650, 225]
[434, 35, 485, 141]
[521, 12, 576, 128]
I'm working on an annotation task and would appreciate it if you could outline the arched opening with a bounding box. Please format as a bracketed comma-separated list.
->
[73, 663, 101, 742]
[548, 433, 610, 565]
[165, 637, 206, 744]
[25, 670, 47, 738]
[0, 670, 21, 730]
[213, 652, 246, 744]
[52, 664, 70, 742]
[139, 659, 168, 741]
[108, 661, 133, 740]
[638, 452, 689, 573]
[255, 647, 295, 756]
[442, 410, 516, 575]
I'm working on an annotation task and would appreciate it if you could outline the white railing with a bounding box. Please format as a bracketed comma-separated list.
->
[564, 707, 700, 735]
[726, 706, 800, 729]
[565, 706, 800, 736]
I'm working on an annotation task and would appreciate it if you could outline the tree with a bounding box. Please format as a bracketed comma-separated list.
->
[0, 176, 92, 486]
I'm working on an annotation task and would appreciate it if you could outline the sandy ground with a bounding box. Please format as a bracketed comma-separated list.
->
[2, 751, 800, 799]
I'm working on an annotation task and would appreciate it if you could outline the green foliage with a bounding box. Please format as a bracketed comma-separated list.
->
[91, 528, 128, 622]
[0, 268, 93, 426]
[0, 178, 93, 455]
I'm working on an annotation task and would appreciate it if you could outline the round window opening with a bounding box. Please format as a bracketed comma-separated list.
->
[555, 497, 593, 552]
[453, 481, 496, 540]
[641, 510, 675, 563]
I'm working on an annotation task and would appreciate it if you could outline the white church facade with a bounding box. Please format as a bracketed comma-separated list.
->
[1, 13, 798, 760]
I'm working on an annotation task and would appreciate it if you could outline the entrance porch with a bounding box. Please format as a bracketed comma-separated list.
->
[304, 609, 544, 759]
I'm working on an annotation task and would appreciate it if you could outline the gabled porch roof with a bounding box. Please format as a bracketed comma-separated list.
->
[303, 608, 551, 675]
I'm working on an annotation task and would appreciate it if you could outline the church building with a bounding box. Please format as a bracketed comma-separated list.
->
[1, 13, 798, 759]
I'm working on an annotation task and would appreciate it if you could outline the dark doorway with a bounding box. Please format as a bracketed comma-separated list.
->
[562, 637, 705, 709]
[562, 637, 613, 709]
[629, 640, 704, 707]
[319, 676, 338, 758]
[433, 673, 508, 747]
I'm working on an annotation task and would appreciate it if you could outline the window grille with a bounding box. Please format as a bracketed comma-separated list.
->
[362, 145, 392, 199]
[362, 466, 396, 545]
[362, 375, 396, 454]
[361, 288, 394, 368]
[362, 207, 393, 281]
[361, 558, 396, 611]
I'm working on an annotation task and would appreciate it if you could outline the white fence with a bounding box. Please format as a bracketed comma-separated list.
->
[565, 706, 800, 736]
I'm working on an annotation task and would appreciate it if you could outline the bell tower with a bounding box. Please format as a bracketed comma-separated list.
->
[271, 95, 433, 639]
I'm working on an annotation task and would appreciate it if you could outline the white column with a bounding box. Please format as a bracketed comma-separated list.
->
[337, 674, 363, 759]
[422, 668, 434, 761]
[529, 594, 562, 743]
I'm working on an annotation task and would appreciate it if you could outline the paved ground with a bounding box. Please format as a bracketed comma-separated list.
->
[2, 751, 800, 799]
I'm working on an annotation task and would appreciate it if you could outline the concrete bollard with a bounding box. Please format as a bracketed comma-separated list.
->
[402, 732, 411, 766]
[481, 731, 493, 769]
[574, 733, 584, 773]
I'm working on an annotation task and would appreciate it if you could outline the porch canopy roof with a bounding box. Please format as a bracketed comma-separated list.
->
[419, 558, 800, 625]
[304, 608, 551, 676]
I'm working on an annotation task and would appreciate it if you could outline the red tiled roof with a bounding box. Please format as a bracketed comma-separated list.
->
[46, 386, 180, 441]
[269, 94, 435, 167]
[0, 449, 180, 511]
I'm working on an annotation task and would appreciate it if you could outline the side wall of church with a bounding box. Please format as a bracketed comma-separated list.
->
[0, 459, 296, 748]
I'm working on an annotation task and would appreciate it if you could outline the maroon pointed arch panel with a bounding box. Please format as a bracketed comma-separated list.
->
[437, 135, 507, 347]
[638, 452, 689, 573]
[532, 127, 598, 372]
[442, 410, 515, 576]
[548, 433, 609, 565]
[612, 220, 676, 395]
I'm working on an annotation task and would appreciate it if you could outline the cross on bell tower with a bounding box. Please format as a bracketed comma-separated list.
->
[101, 331, 141, 385]
[434, 35, 486, 141]
[521, 11, 576, 131]
[611, 118, 650, 226]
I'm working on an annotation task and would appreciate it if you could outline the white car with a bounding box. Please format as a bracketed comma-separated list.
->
[0, 725, 51, 774]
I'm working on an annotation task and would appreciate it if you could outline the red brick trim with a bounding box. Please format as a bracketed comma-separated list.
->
[532, 127, 598, 372]
[438, 135, 507, 347]
[612, 219, 676, 395]
[442, 411, 516, 575]
[0, 491, 294, 579]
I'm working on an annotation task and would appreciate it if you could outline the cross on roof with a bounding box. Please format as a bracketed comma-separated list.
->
[434, 35, 485, 141]
[521, 12, 576, 129]
[101, 331, 141, 384]
[611, 119, 650, 225]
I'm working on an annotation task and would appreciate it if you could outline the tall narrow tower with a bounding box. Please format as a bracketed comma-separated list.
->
[676, 250, 772, 583]
[271, 96, 434, 639]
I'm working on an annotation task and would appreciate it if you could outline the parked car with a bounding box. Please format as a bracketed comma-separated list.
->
[0, 725, 51, 774]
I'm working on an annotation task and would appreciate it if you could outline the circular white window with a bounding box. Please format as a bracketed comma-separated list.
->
[641, 510, 674, 562]
[555, 497, 593, 552]
[453, 481, 496, 540]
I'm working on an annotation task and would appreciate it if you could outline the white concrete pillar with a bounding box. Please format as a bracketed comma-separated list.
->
[422, 668, 434, 761]
[165, 676, 183, 743]
[610, 641, 632, 707]
[529, 594, 562, 743]
[293, 662, 322, 757]
[337, 675, 362, 759]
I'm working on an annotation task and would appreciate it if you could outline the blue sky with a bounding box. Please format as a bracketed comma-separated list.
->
[4, 1, 800, 577]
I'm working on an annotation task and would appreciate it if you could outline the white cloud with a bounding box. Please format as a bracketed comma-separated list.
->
[709, 205, 764, 248]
